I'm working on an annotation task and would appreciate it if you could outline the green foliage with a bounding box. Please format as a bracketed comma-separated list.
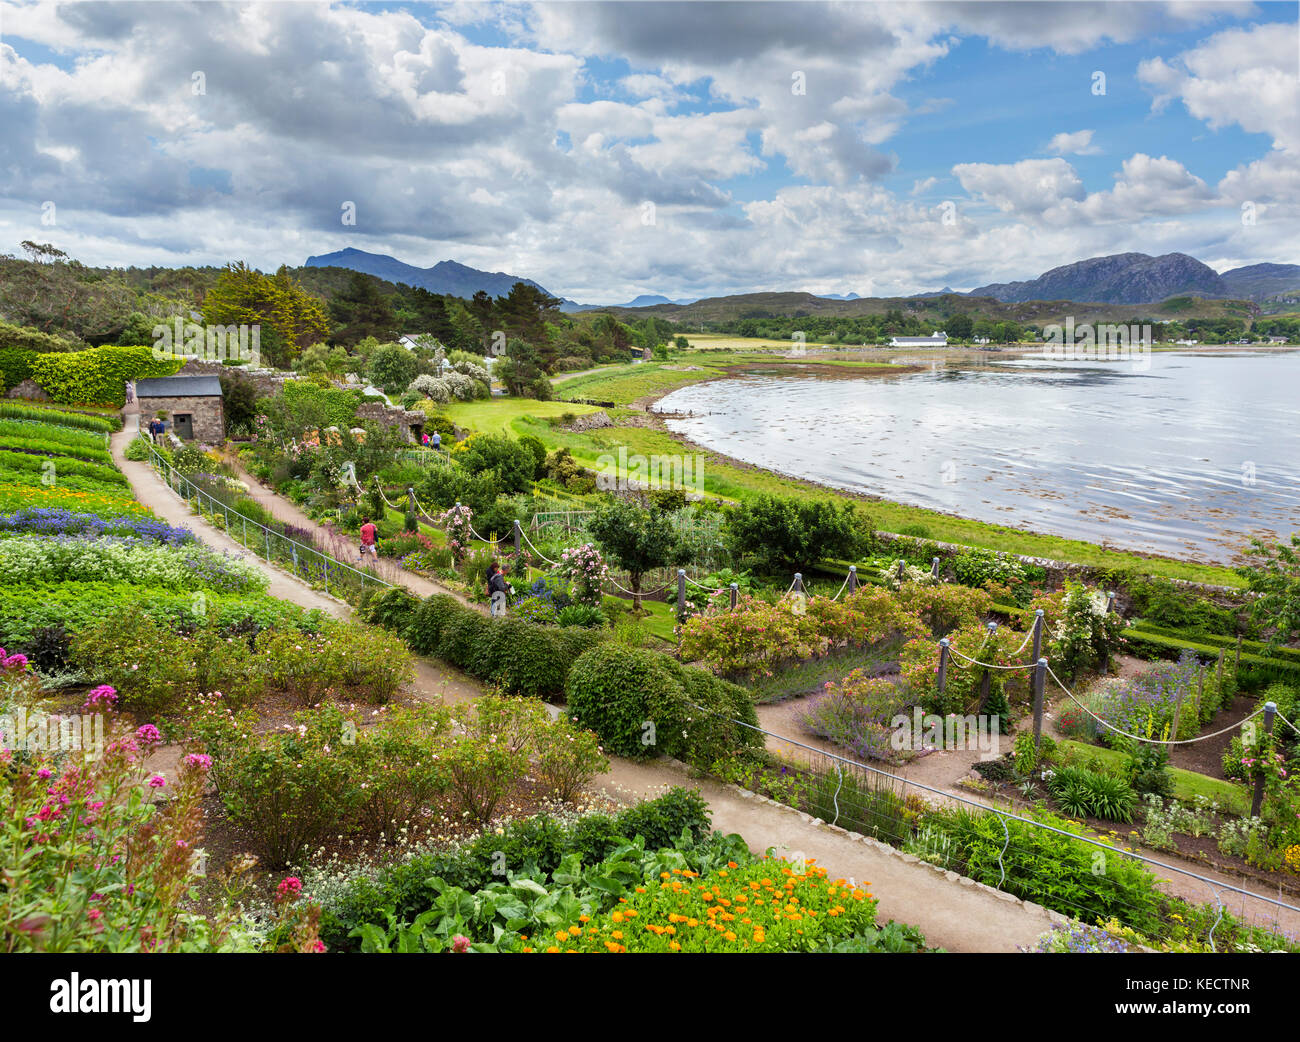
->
[724, 494, 869, 574]
[1046, 764, 1137, 822]
[368, 341, 418, 395]
[453, 432, 537, 494]
[315, 788, 712, 951]
[26, 346, 183, 406]
[402, 593, 605, 699]
[916, 806, 1163, 934]
[586, 498, 680, 602]
[201, 262, 329, 367]
[0, 402, 119, 431]
[565, 642, 761, 767]
[275, 380, 363, 430]
[1239, 534, 1300, 648]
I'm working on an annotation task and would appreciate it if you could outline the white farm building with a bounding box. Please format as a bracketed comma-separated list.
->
[888, 331, 949, 347]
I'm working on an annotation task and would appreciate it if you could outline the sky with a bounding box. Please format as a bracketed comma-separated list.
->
[0, 0, 1297, 302]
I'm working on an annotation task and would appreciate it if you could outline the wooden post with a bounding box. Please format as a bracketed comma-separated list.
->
[513, 519, 522, 557]
[931, 556, 941, 580]
[1032, 658, 1047, 752]
[729, 583, 739, 610]
[1215, 649, 1224, 706]
[677, 569, 686, 617]
[264, 528, 271, 563]
[896, 559, 905, 582]
[847, 565, 857, 595]
[1031, 609, 1044, 665]
[793, 572, 804, 594]
[1102, 591, 1115, 674]
[1235, 634, 1242, 674]
[1251, 702, 1277, 817]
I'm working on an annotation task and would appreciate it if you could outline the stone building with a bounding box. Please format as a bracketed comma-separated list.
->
[135, 374, 225, 442]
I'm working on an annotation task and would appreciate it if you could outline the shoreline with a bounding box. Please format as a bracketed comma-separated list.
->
[574, 354, 1252, 584]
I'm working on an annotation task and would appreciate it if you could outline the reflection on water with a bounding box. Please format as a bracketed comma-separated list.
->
[659, 352, 1300, 564]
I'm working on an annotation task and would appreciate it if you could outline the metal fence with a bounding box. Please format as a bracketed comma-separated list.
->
[145, 444, 396, 602]
[396, 448, 453, 469]
[719, 710, 1300, 951]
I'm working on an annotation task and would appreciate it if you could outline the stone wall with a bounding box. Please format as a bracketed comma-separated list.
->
[139, 395, 225, 444]
[354, 401, 425, 443]
[176, 360, 286, 398]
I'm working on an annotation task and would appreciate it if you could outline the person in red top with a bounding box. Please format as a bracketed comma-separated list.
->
[358, 516, 378, 560]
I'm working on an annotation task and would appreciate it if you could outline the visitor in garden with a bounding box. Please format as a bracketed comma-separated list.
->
[358, 516, 379, 561]
[432, 430, 441, 452]
[124, 380, 134, 404]
[487, 561, 510, 616]
[421, 431, 430, 446]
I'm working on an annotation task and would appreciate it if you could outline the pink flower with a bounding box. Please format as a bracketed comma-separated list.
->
[136, 724, 162, 748]
[451, 934, 471, 953]
[276, 876, 304, 903]
[36, 767, 52, 780]
[183, 753, 213, 772]
[147, 775, 166, 789]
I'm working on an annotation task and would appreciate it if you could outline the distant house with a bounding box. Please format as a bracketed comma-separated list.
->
[1267, 335, 1289, 344]
[1175, 338, 1199, 346]
[136, 374, 224, 443]
[972, 336, 991, 345]
[889, 331, 949, 348]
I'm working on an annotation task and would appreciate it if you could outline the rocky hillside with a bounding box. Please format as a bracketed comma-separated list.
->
[967, 252, 1229, 305]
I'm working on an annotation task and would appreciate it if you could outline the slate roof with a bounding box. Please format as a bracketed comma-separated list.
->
[134, 375, 224, 398]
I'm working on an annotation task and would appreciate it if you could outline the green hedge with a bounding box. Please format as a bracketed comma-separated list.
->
[26, 346, 183, 406]
[1124, 628, 1300, 680]
[358, 588, 606, 699]
[565, 642, 762, 767]
[1127, 620, 1300, 664]
[280, 381, 364, 428]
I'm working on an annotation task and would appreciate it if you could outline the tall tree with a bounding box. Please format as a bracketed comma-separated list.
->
[329, 271, 397, 347]
[201, 262, 329, 367]
[587, 499, 680, 610]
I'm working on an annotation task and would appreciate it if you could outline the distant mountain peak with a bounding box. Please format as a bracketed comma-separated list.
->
[965, 252, 1228, 305]
[304, 249, 557, 299]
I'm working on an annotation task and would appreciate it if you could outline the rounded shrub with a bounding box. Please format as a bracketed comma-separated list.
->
[565, 644, 683, 759]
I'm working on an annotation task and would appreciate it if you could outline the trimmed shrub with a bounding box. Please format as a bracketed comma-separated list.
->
[27, 346, 184, 406]
[565, 643, 761, 765]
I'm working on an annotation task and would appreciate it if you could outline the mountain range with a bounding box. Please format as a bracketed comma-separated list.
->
[306, 247, 1300, 312]
[304, 248, 558, 300]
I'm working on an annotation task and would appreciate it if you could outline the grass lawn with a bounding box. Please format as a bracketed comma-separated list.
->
[441, 398, 601, 436]
[1056, 738, 1250, 815]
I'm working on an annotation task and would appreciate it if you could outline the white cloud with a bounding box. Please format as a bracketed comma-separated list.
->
[953, 158, 1087, 214]
[1138, 21, 1300, 153]
[1046, 129, 1100, 156]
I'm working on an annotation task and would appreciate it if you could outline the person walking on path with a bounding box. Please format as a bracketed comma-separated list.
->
[487, 561, 510, 616]
[124, 380, 134, 404]
[358, 516, 379, 561]
[432, 430, 442, 453]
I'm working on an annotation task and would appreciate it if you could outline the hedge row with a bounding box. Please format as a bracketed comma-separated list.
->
[1126, 620, 1300, 664]
[12, 346, 184, 405]
[1123, 628, 1300, 688]
[358, 587, 606, 699]
[565, 642, 763, 769]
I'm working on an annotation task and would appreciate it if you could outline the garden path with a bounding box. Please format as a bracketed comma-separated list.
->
[109, 416, 1300, 948]
[217, 449, 481, 611]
